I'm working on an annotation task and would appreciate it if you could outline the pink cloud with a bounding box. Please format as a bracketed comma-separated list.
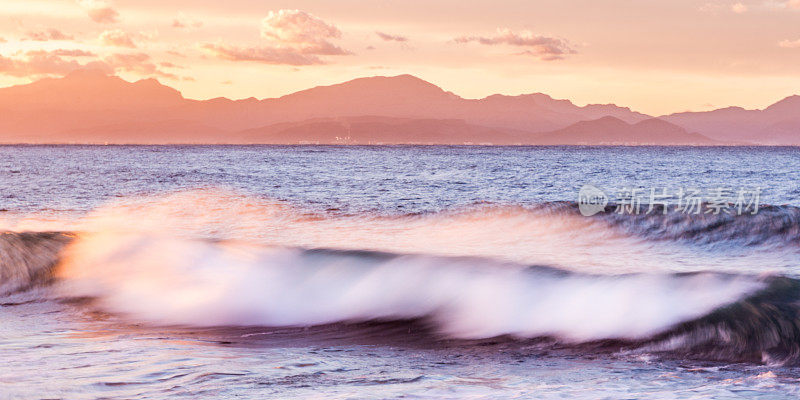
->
[200, 43, 325, 65]
[202, 9, 350, 65]
[260, 10, 350, 55]
[0, 50, 111, 77]
[376, 32, 408, 42]
[778, 38, 800, 48]
[454, 28, 576, 61]
[78, 0, 119, 24]
[0, 48, 178, 80]
[99, 29, 136, 48]
[103, 53, 178, 79]
[784, 0, 800, 9]
[51, 49, 97, 57]
[172, 13, 203, 29]
[731, 2, 748, 13]
[26, 29, 74, 41]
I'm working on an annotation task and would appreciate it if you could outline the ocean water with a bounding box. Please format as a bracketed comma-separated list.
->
[2, 145, 800, 399]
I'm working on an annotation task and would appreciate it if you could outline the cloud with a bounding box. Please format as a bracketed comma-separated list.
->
[78, 0, 119, 24]
[0, 50, 111, 77]
[454, 28, 576, 61]
[26, 29, 74, 41]
[51, 49, 97, 57]
[202, 9, 350, 65]
[0, 49, 177, 80]
[0, 37, 6, 43]
[375, 31, 408, 42]
[99, 29, 136, 48]
[260, 9, 350, 55]
[778, 38, 800, 48]
[200, 43, 325, 65]
[732, 2, 748, 13]
[103, 52, 178, 79]
[172, 13, 203, 29]
[783, 0, 800, 9]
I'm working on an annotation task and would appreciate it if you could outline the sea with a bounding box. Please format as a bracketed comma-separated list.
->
[1, 145, 800, 399]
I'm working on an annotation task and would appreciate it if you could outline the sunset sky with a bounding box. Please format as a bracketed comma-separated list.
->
[1, 0, 799, 115]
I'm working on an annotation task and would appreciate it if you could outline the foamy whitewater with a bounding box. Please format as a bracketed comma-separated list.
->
[2, 145, 800, 399]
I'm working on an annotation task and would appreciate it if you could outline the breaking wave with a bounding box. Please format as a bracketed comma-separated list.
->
[2, 189, 800, 365]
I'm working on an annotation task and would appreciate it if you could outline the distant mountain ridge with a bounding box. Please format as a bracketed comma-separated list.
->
[0, 69, 797, 144]
[233, 116, 526, 145]
[532, 116, 717, 145]
[661, 94, 800, 145]
[229, 115, 716, 145]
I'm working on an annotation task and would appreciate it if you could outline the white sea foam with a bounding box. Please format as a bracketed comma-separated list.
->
[56, 230, 762, 341]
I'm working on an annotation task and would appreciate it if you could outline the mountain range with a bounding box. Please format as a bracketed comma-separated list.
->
[0, 69, 797, 145]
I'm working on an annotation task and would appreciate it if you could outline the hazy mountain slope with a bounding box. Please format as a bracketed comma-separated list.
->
[661, 96, 800, 144]
[531, 116, 719, 145]
[0, 70, 795, 144]
[233, 116, 525, 144]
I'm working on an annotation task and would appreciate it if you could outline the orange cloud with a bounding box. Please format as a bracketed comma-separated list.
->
[0, 50, 111, 77]
[201, 9, 350, 66]
[26, 29, 74, 41]
[103, 53, 176, 79]
[99, 29, 136, 48]
[784, 0, 800, 9]
[260, 9, 349, 55]
[172, 13, 203, 29]
[454, 28, 575, 61]
[0, 49, 182, 80]
[200, 43, 326, 65]
[78, 0, 119, 24]
[778, 38, 800, 48]
[103, 53, 178, 79]
[52, 49, 97, 57]
[376, 32, 408, 42]
[731, 2, 748, 13]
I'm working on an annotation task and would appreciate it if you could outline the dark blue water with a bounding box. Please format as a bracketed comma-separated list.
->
[2, 145, 798, 214]
[2, 145, 800, 399]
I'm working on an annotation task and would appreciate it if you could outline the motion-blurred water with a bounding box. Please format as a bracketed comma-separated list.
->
[2, 145, 800, 399]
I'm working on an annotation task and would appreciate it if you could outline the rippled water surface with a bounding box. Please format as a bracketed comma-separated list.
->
[2, 145, 800, 399]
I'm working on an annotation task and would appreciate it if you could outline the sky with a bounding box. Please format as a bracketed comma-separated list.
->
[0, 0, 799, 115]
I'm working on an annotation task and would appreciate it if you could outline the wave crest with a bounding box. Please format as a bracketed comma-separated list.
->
[56, 231, 762, 342]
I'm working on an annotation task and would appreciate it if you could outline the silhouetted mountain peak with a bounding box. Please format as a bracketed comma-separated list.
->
[282, 74, 457, 101]
[633, 117, 683, 129]
[764, 95, 800, 114]
[0, 71, 184, 111]
[583, 115, 628, 126]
